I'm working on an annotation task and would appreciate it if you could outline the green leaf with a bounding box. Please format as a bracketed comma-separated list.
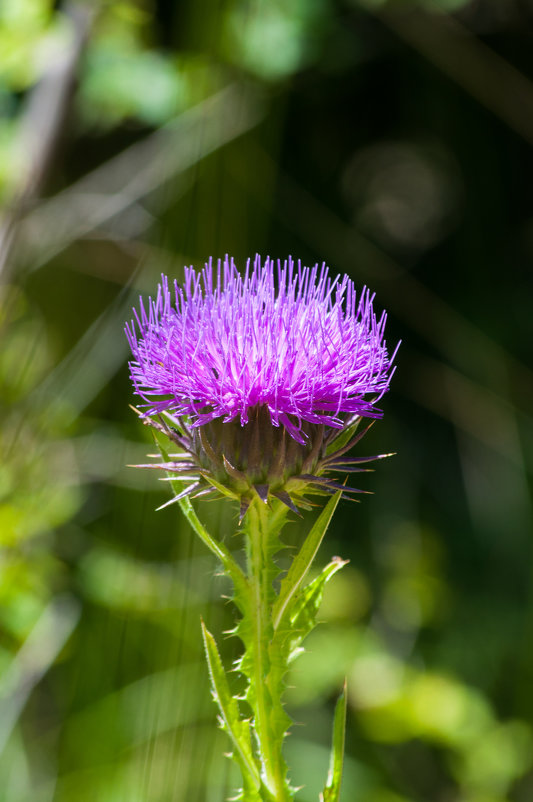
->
[321, 681, 347, 802]
[156, 435, 251, 613]
[273, 491, 342, 632]
[267, 557, 347, 753]
[201, 622, 262, 798]
[286, 557, 347, 661]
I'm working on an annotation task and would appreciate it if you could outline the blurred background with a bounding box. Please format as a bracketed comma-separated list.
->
[1, 0, 533, 800]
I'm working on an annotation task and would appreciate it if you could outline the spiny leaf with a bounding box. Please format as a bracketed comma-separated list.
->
[201, 622, 262, 798]
[321, 681, 347, 802]
[157, 435, 251, 612]
[285, 557, 347, 662]
[273, 491, 342, 632]
[179, 494, 252, 615]
[267, 557, 347, 748]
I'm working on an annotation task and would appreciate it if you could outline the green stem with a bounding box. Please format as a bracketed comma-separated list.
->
[245, 500, 290, 802]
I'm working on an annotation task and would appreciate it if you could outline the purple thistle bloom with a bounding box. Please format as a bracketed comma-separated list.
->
[126, 255, 396, 444]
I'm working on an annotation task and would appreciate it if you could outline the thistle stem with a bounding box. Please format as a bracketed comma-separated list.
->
[245, 500, 291, 802]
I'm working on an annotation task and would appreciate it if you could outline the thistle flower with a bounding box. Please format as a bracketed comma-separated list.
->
[126, 255, 397, 516]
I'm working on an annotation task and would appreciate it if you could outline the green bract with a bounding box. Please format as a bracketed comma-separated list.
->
[132, 404, 392, 520]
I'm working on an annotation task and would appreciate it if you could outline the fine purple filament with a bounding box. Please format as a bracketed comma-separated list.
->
[126, 255, 397, 444]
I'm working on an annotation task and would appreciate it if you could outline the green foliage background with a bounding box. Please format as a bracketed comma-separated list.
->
[1, 1, 532, 800]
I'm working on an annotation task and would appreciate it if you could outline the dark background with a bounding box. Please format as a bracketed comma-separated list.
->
[1, 1, 532, 800]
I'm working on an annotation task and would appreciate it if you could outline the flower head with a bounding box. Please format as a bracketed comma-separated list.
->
[127, 255, 394, 441]
[126, 256, 397, 515]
